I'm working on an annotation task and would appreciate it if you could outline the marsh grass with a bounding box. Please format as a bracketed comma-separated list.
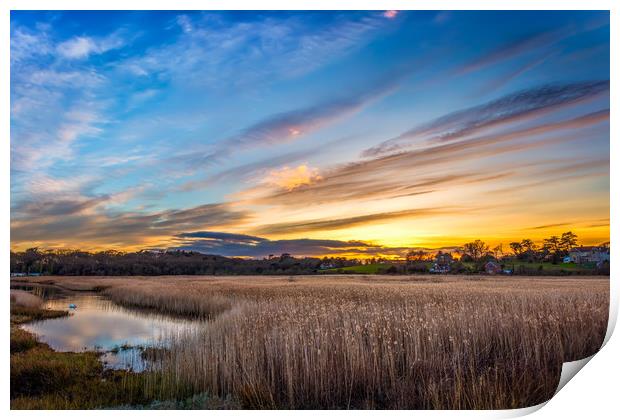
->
[103, 285, 233, 319]
[92, 276, 610, 409]
[12, 275, 610, 409]
[10, 289, 44, 307]
[10, 326, 39, 354]
[10, 290, 68, 326]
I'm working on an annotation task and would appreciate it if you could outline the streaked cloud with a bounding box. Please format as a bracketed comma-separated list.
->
[253, 207, 458, 236]
[11, 202, 249, 248]
[174, 65, 412, 169]
[526, 222, 574, 231]
[16, 196, 110, 217]
[363, 81, 609, 157]
[478, 51, 554, 95]
[177, 231, 264, 243]
[453, 16, 608, 77]
[456, 29, 562, 76]
[171, 231, 410, 258]
[253, 109, 608, 209]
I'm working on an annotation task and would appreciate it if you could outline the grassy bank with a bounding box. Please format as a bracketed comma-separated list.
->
[10, 294, 149, 409]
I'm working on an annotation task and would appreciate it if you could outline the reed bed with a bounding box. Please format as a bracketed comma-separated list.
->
[16, 275, 610, 409]
[103, 285, 234, 319]
[10, 290, 44, 308]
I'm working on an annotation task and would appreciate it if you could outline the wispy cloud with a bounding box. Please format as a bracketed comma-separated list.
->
[174, 65, 411, 168]
[253, 207, 457, 236]
[362, 81, 609, 157]
[478, 51, 554, 95]
[526, 222, 573, 230]
[119, 12, 392, 86]
[178, 148, 316, 192]
[56, 32, 125, 59]
[10, 21, 118, 206]
[253, 109, 608, 208]
[12, 103, 106, 173]
[453, 16, 608, 78]
[455, 29, 563, 76]
[10, 26, 52, 63]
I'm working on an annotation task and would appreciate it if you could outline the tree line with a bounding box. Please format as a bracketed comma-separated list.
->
[461, 231, 583, 263]
[399, 231, 609, 275]
[10, 231, 608, 277]
[405, 231, 587, 264]
[10, 248, 359, 276]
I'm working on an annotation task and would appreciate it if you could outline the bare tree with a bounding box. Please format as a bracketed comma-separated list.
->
[492, 244, 504, 259]
[462, 240, 489, 261]
[509, 242, 523, 257]
[543, 236, 561, 254]
[560, 231, 579, 251]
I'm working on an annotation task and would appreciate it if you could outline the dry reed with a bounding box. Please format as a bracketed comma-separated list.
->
[17, 275, 609, 409]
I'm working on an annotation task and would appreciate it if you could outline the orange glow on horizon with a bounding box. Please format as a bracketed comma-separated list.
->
[10, 222, 609, 257]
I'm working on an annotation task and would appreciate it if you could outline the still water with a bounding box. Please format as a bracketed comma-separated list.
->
[15, 286, 203, 371]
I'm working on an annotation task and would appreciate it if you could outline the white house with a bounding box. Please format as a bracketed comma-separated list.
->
[568, 246, 610, 264]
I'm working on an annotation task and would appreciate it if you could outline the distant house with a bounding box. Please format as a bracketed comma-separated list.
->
[319, 262, 336, 270]
[568, 247, 610, 264]
[484, 261, 502, 275]
[429, 252, 452, 273]
[10, 272, 41, 277]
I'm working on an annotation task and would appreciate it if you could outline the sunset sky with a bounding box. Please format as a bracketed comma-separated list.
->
[10, 11, 610, 258]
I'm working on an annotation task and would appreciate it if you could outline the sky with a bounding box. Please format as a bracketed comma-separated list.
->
[10, 10, 610, 258]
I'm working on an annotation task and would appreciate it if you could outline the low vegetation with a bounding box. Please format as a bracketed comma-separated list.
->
[10, 291, 153, 409]
[16, 275, 609, 409]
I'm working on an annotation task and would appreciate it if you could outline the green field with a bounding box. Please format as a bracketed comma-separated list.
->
[506, 261, 594, 272]
[321, 263, 399, 274]
[321, 261, 595, 275]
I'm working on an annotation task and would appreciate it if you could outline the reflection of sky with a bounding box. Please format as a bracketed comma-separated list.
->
[100, 347, 151, 372]
[22, 294, 202, 370]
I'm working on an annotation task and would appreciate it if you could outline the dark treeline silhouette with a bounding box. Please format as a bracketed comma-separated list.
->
[10, 248, 360, 276]
[10, 230, 609, 277]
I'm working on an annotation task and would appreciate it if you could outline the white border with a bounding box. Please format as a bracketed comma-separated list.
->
[2, 1, 616, 419]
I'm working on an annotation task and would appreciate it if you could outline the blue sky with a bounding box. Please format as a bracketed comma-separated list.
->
[10, 11, 610, 257]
